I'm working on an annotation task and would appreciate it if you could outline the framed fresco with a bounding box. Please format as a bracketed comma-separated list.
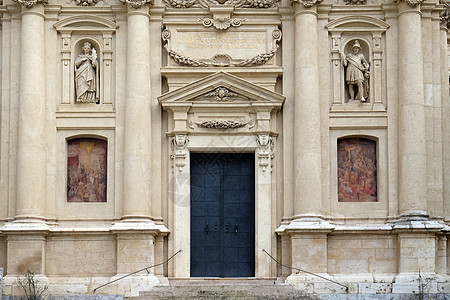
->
[337, 138, 377, 202]
[67, 138, 107, 202]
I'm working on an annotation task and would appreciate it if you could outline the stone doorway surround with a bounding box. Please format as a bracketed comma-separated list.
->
[158, 71, 285, 278]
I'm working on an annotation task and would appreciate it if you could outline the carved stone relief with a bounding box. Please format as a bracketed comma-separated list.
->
[196, 87, 245, 101]
[71, 0, 104, 6]
[120, 0, 153, 8]
[196, 120, 248, 129]
[291, 0, 322, 8]
[162, 29, 281, 68]
[164, 0, 280, 9]
[171, 134, 189, 172]
[257, 134, 274, 172]
[75, 42, 100, 104]
[441, 0, 450, 29]
[12, 0, 48, 8]
[343, 0, 366, 5]
[201, 17, 245, 30]
[396, 0, 423, 7]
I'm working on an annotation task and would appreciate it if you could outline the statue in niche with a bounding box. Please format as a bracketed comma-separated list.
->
[75, 42, 99, 103]
[340, 40, 370, 102]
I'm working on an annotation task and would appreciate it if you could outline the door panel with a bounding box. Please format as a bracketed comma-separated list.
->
[190, 152, 255, 277]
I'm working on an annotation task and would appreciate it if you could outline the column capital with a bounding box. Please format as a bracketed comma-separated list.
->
[441, 0, 450, 29]
[291, 0, 322, 8]
[120, 0, 153, 9]
[12, 0, 47, 8]
[396, 0, 423, 8]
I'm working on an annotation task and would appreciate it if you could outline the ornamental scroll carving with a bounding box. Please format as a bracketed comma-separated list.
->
[165, 0, 280, 9]
[171, 134, 189, 172]
[12, 0, 48, 8]
[257, 134, 274, 172]
[162, 29, 281, 68]
[201, 17, 245, 30]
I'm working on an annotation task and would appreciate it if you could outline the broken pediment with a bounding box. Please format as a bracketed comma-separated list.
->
[158, 71, 285, 134]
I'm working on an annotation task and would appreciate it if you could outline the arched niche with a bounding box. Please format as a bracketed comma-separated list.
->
[326, 16, 389, 111]
[54, 16, 118, 110]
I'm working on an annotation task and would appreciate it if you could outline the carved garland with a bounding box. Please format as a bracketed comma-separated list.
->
[196, 120, 248, 129]
[162, 29, 281, 68]
[12, 0, 48, 8]
[164, 0, 280, 9]
[344, 0, 366, 5]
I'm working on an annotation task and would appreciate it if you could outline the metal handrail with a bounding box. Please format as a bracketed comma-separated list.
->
[262, 249, 349, 292]
[93, 249, 182, 293]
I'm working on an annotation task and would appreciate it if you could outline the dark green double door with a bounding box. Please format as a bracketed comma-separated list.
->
[190, 153, 255, 277]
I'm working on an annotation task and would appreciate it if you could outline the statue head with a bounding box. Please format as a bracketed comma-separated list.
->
[351, 40, 361, 53]
[82, 42, 92, 54]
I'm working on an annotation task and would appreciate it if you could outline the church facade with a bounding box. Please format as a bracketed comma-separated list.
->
[1, 0, 450, 296]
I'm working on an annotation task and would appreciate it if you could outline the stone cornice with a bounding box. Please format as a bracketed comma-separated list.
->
[291, 0, 322, 8]
[12, 0, 47, 8]
[396, 0, 423, 8]
[120, 0, 153, 9]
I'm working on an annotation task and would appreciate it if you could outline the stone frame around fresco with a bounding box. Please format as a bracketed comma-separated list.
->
[329, 128, 388, 219]
[56, 129, 115, 220]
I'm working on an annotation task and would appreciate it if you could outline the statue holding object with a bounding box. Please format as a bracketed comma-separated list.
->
[75, 42, 99, 103]
[340, 40, 370, 102]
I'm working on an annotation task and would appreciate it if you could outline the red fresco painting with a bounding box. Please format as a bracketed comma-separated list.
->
[338, 138, 377, 202]
[67, 138, 107, 202]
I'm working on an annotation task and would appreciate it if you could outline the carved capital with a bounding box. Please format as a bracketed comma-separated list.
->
[291, 0, 322, 8]
[171, 135, 189, 172]
[396, 0, 423, 7]
[257, 134, 274, 172]
[441, 1, 450, 29]
[120, 0, 153, 8]
[12, 0, 47, 8]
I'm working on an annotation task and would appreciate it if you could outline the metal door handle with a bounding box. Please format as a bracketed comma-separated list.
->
[205, 220, 209, 235]
[225, 223, 229, 233]
[235, 223, 238, 235]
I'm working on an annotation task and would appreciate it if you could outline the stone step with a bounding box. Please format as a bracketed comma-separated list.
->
[136, 279, 316, 300]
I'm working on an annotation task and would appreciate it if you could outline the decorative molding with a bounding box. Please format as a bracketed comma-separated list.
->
[257, 134, 274, 172]
[12, 0, 48, 8]
[291, 0, 322, 8]
[196, 120, 248, 129]
[396, 0, 423, 7]
[162, 29, 281, 68]
[441, 0, 450, 29]
[343, 0, 366, 5]
[201, 17, 245, 30]
[202, 87, 238, 101]
[120, 0, 153, 8]
[171, 135, 189, 172]
[69, 0, 106, 6]
[164, 0, 280, 9]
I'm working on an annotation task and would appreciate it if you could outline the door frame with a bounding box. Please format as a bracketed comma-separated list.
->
[170, 134, 273, 278]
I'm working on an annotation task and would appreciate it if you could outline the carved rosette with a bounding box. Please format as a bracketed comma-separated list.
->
[396, 0, 423, 7]
[196, 120, 248, 129]
[12, 0, 48, 8]
[257, 134, 274, 172]
[171, 135, 189, 172]
[120, 0, 153, 8]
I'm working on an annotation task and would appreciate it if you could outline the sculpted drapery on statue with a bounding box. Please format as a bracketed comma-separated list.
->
[75, 42, 99, 104]
[341, 40, 370, 102]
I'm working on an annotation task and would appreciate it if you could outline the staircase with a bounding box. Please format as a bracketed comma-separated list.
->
[136, 278, 317, 300]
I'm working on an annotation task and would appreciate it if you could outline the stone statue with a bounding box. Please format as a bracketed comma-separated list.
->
[75, 42, 99, 103]
[341, 40, 370, 102]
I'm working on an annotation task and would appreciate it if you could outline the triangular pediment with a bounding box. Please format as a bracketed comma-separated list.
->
[158, 72, 285, 107]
